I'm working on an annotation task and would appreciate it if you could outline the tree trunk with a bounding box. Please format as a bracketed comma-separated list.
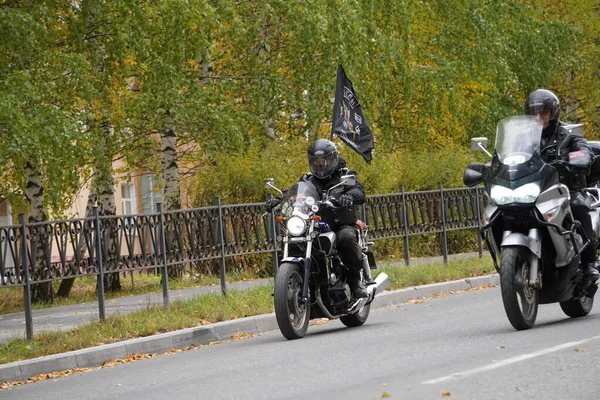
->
[56, 192, 95, 298]
[95, 124, 121, 292]
[25, 161, 54, 304]
[161, 112, 184, 279]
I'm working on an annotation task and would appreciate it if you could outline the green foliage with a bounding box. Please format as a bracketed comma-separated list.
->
[1, 0, 599, 215]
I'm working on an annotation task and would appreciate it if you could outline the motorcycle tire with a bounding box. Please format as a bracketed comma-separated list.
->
[500, 246, 539, 330]
[560, 295, 594, 317]
[340, 303, 371, 327]
[274, 262, 310, 340]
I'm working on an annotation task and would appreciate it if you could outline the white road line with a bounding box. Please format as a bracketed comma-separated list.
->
[422, 334, 600, 385]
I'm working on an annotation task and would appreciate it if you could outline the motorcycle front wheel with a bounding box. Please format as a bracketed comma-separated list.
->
[274, 262, 310, 340]
[500, 246, 539, 330]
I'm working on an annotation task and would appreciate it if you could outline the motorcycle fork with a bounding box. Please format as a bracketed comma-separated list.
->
[301, 240, 313, 303]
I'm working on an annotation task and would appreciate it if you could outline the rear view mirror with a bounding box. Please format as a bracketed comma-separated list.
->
[340, 174, 356, 186]
[470, 137, 492, 158]
[264, 178, 283, 195]
[471, 137, 488, 151]
[264, 178, 275, 189]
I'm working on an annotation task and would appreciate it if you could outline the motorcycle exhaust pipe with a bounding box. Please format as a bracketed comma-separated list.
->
[367, 272, 390, 297]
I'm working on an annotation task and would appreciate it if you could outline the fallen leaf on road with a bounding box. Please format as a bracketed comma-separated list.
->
[442, 391, 451, 397]
[574, 348, 584, 352]
[381, 391, 391, 397]
[405, 285, 496, 304]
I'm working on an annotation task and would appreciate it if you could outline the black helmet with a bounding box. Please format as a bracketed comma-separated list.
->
[524, 89, 560, 124]
[307, 139, 339, 179]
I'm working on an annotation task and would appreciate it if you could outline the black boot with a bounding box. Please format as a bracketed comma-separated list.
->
[347, 269, 368, 299]
[583, 262, 600, 281]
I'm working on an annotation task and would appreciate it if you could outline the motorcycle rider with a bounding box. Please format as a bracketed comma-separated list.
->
[524, 89, 600, 280]
[266, 138, 369, 298]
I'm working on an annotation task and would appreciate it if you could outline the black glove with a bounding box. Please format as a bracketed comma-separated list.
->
[265, 197, 282, 211]
[338, 194, 354, 208]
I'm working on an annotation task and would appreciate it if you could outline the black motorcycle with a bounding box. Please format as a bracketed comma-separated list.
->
[264, 175, 389, 340]
[463, 115, 598, 330]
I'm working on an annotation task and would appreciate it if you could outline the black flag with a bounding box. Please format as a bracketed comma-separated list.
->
[331, 64, 374, 164]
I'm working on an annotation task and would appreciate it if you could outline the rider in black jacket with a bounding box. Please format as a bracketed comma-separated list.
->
[524, 89, 600, 280]
[266, 139, 368, 298]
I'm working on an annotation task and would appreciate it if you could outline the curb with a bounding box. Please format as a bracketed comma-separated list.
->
[0, 274, 499, 384]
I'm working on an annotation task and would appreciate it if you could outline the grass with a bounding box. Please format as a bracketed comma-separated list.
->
[0, 255, 495, 365]
[0, 270, 258, 315]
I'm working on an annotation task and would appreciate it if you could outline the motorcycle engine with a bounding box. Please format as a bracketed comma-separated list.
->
[325, 259, 351, 308]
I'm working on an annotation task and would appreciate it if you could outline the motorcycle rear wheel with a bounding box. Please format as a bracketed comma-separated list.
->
[560, 295, 594, 317]
[500, 246, 538, 330]
[340, 303, 371, 327]
[274, 262, 310, 340]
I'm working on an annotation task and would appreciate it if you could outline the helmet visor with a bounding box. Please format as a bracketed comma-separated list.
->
[525, 102, 551, 116]
[308, 153, 338, 179]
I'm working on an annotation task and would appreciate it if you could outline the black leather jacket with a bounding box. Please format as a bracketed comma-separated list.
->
[300, 157, 365, 231]
[540, 121, 593, 191]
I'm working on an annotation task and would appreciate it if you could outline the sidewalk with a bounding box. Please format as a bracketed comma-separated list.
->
[0, 252, 492, 384]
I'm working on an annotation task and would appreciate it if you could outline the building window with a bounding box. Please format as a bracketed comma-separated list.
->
[121, 184, 138, 235]
[121, 184, 138, 215]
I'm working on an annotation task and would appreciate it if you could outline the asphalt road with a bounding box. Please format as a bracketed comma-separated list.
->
[2, 285, 600, 400]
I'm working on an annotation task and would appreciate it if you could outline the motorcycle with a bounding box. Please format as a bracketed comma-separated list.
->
[463, 115, 599, 330]
[264, 175, 390, 340]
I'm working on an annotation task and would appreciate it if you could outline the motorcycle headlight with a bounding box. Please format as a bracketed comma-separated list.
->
[286, 216, 306, 236]
[490, 183, 541, 205]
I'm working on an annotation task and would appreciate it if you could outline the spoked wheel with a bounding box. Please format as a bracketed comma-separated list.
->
[560, 293, 594, 317]
[274, 262, 310, 340]
[500, 246, 539, 330]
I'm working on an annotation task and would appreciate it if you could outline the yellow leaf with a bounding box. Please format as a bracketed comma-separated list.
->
[381, 391, 391, 398]
[442, 392, 451, 397]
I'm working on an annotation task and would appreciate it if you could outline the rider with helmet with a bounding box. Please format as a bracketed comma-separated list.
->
[266, 138, 369, 298]
[524, 89, 599, 280]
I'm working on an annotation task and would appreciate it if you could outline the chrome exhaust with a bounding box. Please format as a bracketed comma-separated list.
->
[367, 272, 390, 297]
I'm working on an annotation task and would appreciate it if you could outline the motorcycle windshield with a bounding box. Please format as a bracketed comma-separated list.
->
[280, 181, 320, 218]
[495, 116, 543, 166]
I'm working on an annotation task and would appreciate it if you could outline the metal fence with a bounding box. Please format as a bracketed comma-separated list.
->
[0, 185, 485, 339]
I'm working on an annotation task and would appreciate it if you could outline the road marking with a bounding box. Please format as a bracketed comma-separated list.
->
[422, 334, 600, 385]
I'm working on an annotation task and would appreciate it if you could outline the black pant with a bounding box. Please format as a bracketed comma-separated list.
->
[336, 225, 363, 270]
[571, 191, 597, 264]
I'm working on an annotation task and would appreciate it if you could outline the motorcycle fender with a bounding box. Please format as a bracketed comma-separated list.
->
[500, 230, 541, 259]
[280, 257, 305, 265]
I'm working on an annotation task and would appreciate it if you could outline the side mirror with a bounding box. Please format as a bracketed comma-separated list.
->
[463, 163, 485, 187]
[340, 174, 356, 186]
[470, 137, 492, 158]
[264, 178, 275, 189]
[264, 178, 283, 195]
[471, 137, 488, 151]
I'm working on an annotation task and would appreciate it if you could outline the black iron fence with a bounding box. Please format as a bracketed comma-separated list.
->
[0, 185, 485, 339]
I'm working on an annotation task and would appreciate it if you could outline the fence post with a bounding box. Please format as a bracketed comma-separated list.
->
[19, 214, 33, 340]
[215, 197, 227, 296]
[92, 207, 106, 321]
[438, 183, 448, 263]
[474, 187, 483, 258]
[400, 185, 410, 265]
[267, 194, 279, 274]
[157, 203, 170, 310]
